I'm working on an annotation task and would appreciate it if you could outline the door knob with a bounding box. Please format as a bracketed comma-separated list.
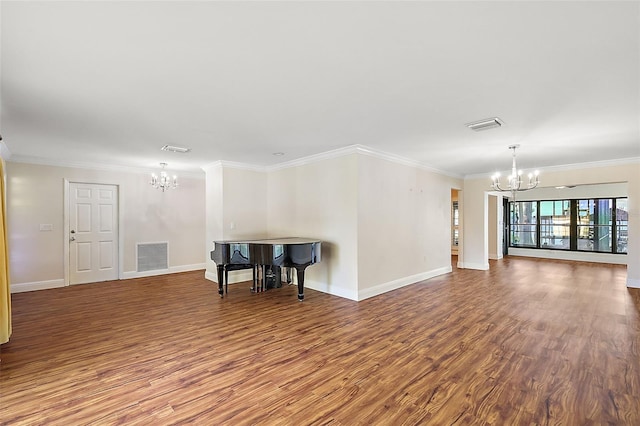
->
[70, 237, 75, 241]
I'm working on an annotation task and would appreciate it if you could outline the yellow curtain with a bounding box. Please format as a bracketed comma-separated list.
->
[0, 158, 11, 344]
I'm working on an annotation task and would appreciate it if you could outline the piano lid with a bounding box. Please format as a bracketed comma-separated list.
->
[214, 237, 321, 245]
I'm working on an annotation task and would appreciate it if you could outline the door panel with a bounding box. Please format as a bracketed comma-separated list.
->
[69, 183, 118, 284]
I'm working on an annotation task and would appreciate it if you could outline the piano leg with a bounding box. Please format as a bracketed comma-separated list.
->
[296, 266, 306, 301]
[216, 264, 225, 297]
[251, 265, 258, 293]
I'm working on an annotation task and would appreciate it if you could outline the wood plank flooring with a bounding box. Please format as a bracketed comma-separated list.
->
[1, 257, 639, 425]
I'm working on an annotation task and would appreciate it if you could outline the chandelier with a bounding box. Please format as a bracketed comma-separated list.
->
[490, 145, 539, 198]
[150, 162, 178, 192]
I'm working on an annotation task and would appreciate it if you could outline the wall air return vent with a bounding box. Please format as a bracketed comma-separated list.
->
[466, 117, 504, 131]
[137, 242, 169, 272]
[161, 145, 191, 153]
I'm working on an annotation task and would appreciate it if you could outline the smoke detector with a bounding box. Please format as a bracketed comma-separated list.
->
[466, 117, 504, 131]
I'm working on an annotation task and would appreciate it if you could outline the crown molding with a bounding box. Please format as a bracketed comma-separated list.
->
[351, 145, 463, 178]
[7, 155, 205, 179]
[202, 144, 462, 178]
[464, 156, 640, 180]
[201, 160, 267, 173]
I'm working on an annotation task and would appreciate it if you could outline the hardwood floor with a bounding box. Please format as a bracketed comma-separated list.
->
[1, 257, 638, 425]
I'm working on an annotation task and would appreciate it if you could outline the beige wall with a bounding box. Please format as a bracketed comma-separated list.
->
[488, 194, 502, 260]
[205, 150, 464, 301]
[204, 163, 268, 283]
[7, 162, 206, 291]
[463, 161, 640, 287]
[357, 154, 461, 299]
[268, 154, 359, 299]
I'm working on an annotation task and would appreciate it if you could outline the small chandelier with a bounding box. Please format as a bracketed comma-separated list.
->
[150, 162, 178, 192]
[491, 145, 539, 198]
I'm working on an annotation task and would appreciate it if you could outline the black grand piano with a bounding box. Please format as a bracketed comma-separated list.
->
[210, 237, 322, 301]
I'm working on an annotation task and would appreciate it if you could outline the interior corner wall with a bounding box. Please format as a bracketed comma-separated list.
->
[460, 179, 490, 270]
[204, 163, 223, 280]
[204, 164, 268, 283]
[7, 162, 206, 290]
[210, 152, 464, 301]
[356, 154, 463, 300]
[222, 167, 268, 240]
[267, 154, 359, 300]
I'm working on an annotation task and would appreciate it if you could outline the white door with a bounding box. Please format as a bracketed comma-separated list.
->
[69, 183, 119, 284]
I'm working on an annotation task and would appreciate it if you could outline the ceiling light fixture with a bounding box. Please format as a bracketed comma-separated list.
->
[150, 162, 178, 192]
[490, 145, 539, 200]
[161, 145, 191, 153]
[467, 117, 504, 131]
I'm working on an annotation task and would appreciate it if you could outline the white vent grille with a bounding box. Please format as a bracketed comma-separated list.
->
[161, 145, 191, 153]
[137, 242, 168, 272]
[466, 117, 504, 131]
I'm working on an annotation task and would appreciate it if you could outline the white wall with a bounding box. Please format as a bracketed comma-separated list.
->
[268, 154, 359, 300]
[204, 162, 268, 283]
[205, 149, 464, 301]
[488, 194, 502, 260]
[204, 163, 224, 280]
[357, 154, 461, 299]
[463, 160, 640, 287]
[7, 162, 206, 292]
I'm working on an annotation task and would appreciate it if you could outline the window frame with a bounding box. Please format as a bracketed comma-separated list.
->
[508, 197, 627, 255]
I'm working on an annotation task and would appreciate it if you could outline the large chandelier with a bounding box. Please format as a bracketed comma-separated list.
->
[150, 162, 178, 192]
[490, 145, 539, 198]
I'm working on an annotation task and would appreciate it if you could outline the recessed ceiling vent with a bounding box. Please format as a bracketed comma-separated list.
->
[466, 117, 504, 131]
[161, 145, 191, 153]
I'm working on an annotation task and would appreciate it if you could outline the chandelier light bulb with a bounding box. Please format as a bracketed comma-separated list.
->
[490, 145, 540, 199]
[150, 163, 178, 192]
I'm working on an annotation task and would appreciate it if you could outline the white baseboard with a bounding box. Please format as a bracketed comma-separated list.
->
[305, 279, 358, 301]
[204, 270, 217, 282]
[205, 267, 453, 302]
[11, 279, 65, 293]
[203, 268, 254, 284]
[458, 262, 490, 270]
[356, 266, 452, 301]
[11, 264, 206, 293]
[122, 263, 205, 280]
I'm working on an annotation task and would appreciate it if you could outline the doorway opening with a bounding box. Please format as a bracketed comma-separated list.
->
[451, 188, 460, 267]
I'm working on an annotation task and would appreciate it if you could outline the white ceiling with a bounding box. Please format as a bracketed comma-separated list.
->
[1, 1, 639, 177]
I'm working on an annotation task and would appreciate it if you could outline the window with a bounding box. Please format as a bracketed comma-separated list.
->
[616, 199, 628, 253]
[508, 197, 627, 255]
[510, 201, 537, 248]
[452, 201, 459, 247]
[577, 199, 612, 252]
[539, 200, 571, 250]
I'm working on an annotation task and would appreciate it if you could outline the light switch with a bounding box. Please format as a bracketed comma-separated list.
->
[40, 224, 53, 231]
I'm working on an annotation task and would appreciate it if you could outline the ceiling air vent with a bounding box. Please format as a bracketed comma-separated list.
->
[466, 117, 504, 131]
[161, 145, 191, 153]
